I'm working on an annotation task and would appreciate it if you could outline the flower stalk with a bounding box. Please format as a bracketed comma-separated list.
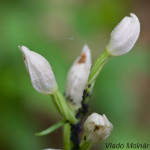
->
[63, 123, 71, 150]
[88, 50, 110, 85]
[51, 90, 77, 124]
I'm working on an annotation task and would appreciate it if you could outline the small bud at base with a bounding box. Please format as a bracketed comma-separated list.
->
[84, 113, 113, 143]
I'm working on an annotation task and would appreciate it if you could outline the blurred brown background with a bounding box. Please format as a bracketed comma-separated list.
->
[0, 0, 150, 150]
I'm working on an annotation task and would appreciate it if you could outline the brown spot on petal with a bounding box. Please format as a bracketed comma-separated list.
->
[77, 52, 86, 64]
[94, 125, 101, 131]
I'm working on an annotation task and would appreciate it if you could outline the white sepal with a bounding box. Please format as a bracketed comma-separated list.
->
[84, 113, 113, 143]
[107, 13, 140, 56]
[19, 46, 58, 94]
[66, 45, 92, 110]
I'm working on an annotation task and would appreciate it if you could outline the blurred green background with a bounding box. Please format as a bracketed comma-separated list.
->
[0, 0, 150, 150]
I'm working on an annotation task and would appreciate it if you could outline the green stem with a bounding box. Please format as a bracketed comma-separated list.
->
[63, 123, 71, 150]
[35, 120, 65, 136]
[85, 50, 110, 104]
[88, 50, 110, 85]
[51, 90, 77, 124]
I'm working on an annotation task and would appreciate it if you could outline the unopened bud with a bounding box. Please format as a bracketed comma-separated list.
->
[19, 46, 58, 94]
[65, 45, 92, 110]
[106, 13, 140, 56]
[84, 113, 113, 143]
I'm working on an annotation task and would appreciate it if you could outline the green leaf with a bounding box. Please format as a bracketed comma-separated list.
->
[35, 120, 66, 136]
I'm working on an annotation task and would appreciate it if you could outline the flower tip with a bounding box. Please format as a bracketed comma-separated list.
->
[130, 13, 136, 18]
[18, 45, 25, 49]
[81, 44, 91, 66]
[18, 45, 31, 56]
[18, 45, 23, 51]
[82, 44, 89, 51]
[130, 13, 140, 24]
[18, 45, 27, 50]
[82, 44, 91, 55]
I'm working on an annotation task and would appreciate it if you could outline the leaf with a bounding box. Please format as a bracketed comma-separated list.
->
[35, 120, 66, 136]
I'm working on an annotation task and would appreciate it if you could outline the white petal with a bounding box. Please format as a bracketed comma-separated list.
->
[107, 13, 140, 56]
[65, 45, 92, 110]
[86, 113, 105, 126]
[19, 46, 58, 94]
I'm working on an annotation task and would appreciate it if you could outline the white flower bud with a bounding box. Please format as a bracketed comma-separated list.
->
[19, 46, 58, 94]
[106, 13, 140, 56]
[84, 113, 113, 143]
[65, 45, 92, 110]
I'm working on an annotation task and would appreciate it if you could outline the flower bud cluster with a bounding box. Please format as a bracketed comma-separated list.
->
[19, 12, 140, 149]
